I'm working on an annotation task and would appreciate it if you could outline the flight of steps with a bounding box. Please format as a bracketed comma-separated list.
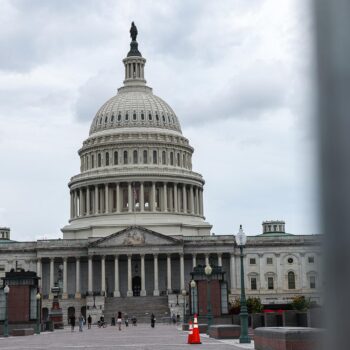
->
[104, 296, 171, 324]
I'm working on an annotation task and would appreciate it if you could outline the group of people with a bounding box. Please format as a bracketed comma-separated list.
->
[69, 313, 86, 332]
[69, 312, 157, 331]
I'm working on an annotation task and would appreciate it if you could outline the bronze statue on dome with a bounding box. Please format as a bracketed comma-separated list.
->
[130, 22, 138, 41]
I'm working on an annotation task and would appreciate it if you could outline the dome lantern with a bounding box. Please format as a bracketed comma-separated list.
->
[123, 22, 147, 87]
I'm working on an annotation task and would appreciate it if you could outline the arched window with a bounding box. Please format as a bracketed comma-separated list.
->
[114, 151, 118, 165]
[177, 153, 180, 166]
[133, 150, 138, 164]
[105, 116, 108, 123]
[118, 114, 121, 121]
[143, 150, 148, 164]
[111, 114, 114, 122]
[86, 156, 89, 170]
[141, 112, 145, 120]
[162, 115, 166, 122]
[124, 150, 128, 164]
[99, 117, 102, 125]
[162, 151, 166, 164]
[170, 152, 174, 165]
[182, 154, 186, 168]
[91, 154, 95, 168]
[98, 153, 102, 167]
[105, 152, 109, 166]
[148, 113, 152, 121]
[153, 150, 157, 164]
[133, 112, 137, 120]
[156, 114, 159, 121]
[288, 271, 296, 289]
[125, 113, 129, 121]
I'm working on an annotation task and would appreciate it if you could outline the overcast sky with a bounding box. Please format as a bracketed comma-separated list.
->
[0, 0, 319, 241]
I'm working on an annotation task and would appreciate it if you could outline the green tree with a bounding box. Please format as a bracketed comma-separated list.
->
[291, 296, 311, 311]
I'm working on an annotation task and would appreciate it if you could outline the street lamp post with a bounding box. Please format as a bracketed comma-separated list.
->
[190, 279, 196, 315]
[236, 225, 251, 344]
[182, 290, 187, 323]
[204, 264, 213, 332]
[36, 292, 41, 335]
[4, 284, 10, 337]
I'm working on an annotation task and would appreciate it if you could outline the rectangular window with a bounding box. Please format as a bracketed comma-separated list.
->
[308, 256, 315, 264]
[310, 276, 316, 289]
[251, 277, 257, 290]
[267, 257, 273, 264]
[268, 277, 274, 290]
[249, 258, 256, 265]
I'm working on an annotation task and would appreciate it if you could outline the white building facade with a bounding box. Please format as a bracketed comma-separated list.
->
[0, 24, 321, 324]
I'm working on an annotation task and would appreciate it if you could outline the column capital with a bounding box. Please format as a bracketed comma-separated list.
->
[217, 253, 222, 257]
[76, 256, 80, 261]
[114, 254, 119, 259]
[127, 254, 132, 258]
[140, 254, 145, 258]
[153, 253, 158, 258]
[63, 257, 68, 262]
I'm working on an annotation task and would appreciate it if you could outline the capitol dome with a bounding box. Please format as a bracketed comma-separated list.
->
[89, 88, 182, 136]
[62, 23, 212, 239]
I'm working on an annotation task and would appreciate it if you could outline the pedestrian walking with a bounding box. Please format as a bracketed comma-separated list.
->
[87, 314, 92, 329]
[172, 313, 176, 325]
[117, 311, 122, 331]
[124, 313, 129, 327]
[151, 313, 156, 328]
[131, 315, 137, 326]
[70, 315, 76, 332]
[79, 313, 85, 332]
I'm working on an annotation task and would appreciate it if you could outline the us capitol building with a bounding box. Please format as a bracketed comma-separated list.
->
[0, 23, 321, 323]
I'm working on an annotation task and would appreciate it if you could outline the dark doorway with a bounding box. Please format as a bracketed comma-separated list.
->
[68, 306, 75, 323]
[42, 307, 49, 322]
[81, 306, 86, 319]
[132, 276, 141, 296]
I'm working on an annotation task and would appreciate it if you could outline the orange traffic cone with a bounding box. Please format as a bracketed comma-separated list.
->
[187, 321, 193, 344]
[190, 314, 201, 344]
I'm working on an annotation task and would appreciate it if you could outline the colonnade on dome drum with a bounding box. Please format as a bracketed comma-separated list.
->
[70, 181, 204, 220]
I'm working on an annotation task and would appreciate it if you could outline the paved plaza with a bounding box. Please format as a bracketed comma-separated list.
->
[0, 324, 251, 350]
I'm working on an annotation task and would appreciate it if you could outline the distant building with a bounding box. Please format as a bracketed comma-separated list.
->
[0, 24, 321, 324]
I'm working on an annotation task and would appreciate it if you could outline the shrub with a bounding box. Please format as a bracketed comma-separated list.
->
[291, 296, 311, 311]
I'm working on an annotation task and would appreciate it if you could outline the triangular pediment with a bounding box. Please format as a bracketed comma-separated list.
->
[90, 226, 181, 248]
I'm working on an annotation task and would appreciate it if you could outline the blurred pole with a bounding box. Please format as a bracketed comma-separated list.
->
[313, 1, 350, 349]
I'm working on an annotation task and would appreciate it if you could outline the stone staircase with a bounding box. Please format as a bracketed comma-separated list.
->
[104, 296, 171, 324]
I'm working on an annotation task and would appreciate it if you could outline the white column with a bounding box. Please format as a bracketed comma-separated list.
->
[199, 189, 203, 216]
[73, 191, 77, 218]
[190, 186, 194, 214]
[140, 254, 146, 296]
[101, 255, 106, 296]
[140, 182, 144, 212]
[79, 188, 83, 216]
[195, 187, 199, 215]
[86, 187, 90, 215]
[75, 258, 81, 299]
[180, 254, 185, 292]
[116, 183, 120, 213]
[128, 183, 132, 212]
[183, 185, 187, 213]
[36, 258, 42, 289]
[152, 182, 156, 211]
[153, 254, 159, 296]
[230, 253, 236, 293]
[62, 258, 68, 299]
[105, 184, 109, 213]
[218, 253, 222, 267]
[300, 253, 306, 289]
[167, 254, 172, 293]
[174, 183, 178, 212]
[258, 254, 264, 290]
[70, 192, 73, 219]
[127, 254, 133, 296]
[276, 253, 282, 291]
[163, 182, 168, 212]
[205, 254, 210, 266]
[88, 256, 93, 295]
[94, 186, 99, 214]
[192, 254, 197, 268]
[49, 258, 55, 298]
[114, 255, 120, 297]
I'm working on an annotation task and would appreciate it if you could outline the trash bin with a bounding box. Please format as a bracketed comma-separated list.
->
[111, 317, 116, 326]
